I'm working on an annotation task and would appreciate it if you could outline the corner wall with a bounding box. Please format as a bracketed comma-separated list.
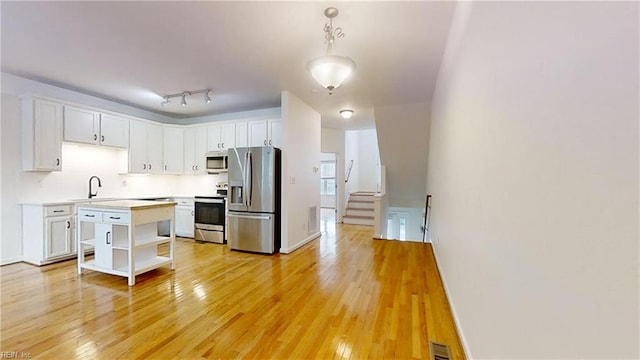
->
[280, 91, 321, 253]
[427, 2, 639, 358]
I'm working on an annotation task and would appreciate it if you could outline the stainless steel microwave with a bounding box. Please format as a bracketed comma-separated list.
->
[206, 151, 228, 174]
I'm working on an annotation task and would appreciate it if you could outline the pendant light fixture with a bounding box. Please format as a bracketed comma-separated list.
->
[306, 7, 356, 95]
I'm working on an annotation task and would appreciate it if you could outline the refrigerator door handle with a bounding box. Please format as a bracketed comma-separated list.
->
[228, 213, 272, 221]
[246, 151, 252, 207]
[242, 152, 249, 207]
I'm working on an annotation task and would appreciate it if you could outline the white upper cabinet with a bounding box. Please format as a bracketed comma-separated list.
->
[248, 119, 282, 148]
[63, 106, 129, 148]
[184, 126, 207, 174]
[162, 126, 184, 174]
[63, 106, 100, 145]
[235, 122, 248, 148]
[207, 123, 236, 151]
[22, 97, 63, 171]
[129, 120, 163, 174]
[99, 114, 129, 148]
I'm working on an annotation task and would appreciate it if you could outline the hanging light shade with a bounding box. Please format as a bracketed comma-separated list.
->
[307, 55, 356, 94]
[306, 7, 355, 95]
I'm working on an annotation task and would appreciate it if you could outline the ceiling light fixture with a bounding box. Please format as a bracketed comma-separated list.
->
[340, 109, 354, 119]
[160, 88, 212, 107]
[306, 7, 356, 95]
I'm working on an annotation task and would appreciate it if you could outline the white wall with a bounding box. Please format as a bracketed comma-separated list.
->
[427, 2, 639, 358]
[321, 128, 345, 221]
[375, 102, 430, 207]
[280, 91, 321, 253]
[344, 129, 379, 194]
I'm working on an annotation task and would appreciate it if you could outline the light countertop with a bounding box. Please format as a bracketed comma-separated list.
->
[76, 200, 177, 211]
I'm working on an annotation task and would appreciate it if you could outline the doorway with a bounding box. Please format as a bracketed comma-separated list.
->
[320, 153, 338, 228]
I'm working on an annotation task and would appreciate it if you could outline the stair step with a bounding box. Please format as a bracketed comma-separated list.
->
[343, 215, 374, 226]
[350, 195, 375, 202]
[346, 208, 374, 216]
[348, 201, 374, 210]
[351, 191, 376, 196]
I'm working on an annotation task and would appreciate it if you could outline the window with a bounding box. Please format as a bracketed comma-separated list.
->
[320, 161, 336, 195]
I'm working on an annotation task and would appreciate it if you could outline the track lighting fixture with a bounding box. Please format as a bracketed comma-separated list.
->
[160, 88, 212, 108]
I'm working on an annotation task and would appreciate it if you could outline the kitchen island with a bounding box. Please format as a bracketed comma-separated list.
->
[76, 200, 176, 285]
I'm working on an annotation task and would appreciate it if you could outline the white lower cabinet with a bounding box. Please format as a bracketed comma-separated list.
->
[23, 204, 75, 265]
[174, 197, 195, 238]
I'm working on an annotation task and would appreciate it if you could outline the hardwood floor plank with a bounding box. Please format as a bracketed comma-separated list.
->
[1, 223, 465, 359]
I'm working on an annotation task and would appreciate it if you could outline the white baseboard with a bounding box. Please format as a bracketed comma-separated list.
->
[1, 256, 23, 266]
[280, 232, 321, 254]
[430, 244, 471, 358]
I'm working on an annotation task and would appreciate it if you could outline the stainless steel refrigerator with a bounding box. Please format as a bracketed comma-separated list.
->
[227, 146, 281, 254]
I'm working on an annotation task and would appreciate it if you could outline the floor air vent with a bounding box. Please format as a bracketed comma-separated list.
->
[429, 341, 451, 360]
[308, 205, 318, 234]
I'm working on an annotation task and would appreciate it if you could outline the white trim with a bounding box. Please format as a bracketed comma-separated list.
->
[430, 244, 471, 358]
[1, 257, 24, 266]
[280, 232, 321, 254]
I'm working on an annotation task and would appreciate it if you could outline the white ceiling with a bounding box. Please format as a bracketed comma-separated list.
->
[1, 1, 456, 129]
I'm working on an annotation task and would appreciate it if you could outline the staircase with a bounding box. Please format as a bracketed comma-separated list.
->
[343, 192, 376, 226]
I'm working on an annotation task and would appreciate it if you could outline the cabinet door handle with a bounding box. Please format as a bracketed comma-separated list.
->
[264, 140, 267, 145]
[106, 231, 111, 245]
[109, 216, 121, 220]
[195, 165, 198, 170]
[165, 165, 168, 171]
[84, 214, 95, 218]
[149, 164, 152, 170]
[191, 210, 194, 216]
[192, 165, 195, 171]
[101, 135, 105, 142]
[66, 221, 70, 229]
[94, 134, 97, 141]
[56, 158, 60, 166]
[53, 210, 64, 213]
[143, 164, 147, 170]
[269, 140, 272, 146]
[222, 143, 224, 148]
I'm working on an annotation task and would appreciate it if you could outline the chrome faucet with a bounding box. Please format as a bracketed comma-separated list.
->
[89, 176, 102, 199]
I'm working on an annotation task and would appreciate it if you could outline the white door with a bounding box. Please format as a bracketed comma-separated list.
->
[128, 120, 148, 173]
[175, 206, 194, 238]
[183, 127, 196, 173]
[94, 223, 113, 269]
[268, 119, 282, 148]
[34, 100, 63, 171]
[235, 122, 248, 148]
[248, 120, 268, 147]
[100, 114, 129, 148]
[207, 124, 222, 151]
[220, 123, 236, 150]
[163, 126, 184, 174]
[194, 127, 207, 174]
[63, 106, 99, 145]
[45, 216, 72, 259]
[147, 123, 163, 174]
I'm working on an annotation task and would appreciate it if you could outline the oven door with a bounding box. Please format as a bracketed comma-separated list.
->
[194, 198, 225, 243]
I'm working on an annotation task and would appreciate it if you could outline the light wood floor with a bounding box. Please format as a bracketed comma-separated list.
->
[1, 221, 464, 359]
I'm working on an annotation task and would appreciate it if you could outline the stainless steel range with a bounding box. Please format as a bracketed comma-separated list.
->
[194, 196, 226, 243]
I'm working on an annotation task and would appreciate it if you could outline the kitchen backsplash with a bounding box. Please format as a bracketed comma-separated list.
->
[18, 143, 225, 203]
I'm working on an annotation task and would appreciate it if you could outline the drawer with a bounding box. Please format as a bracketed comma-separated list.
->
[103, 212, 130, 224]
[78, 210, 102, 222]
[174, 198, 194, 207]
[46, 205, 72, 217]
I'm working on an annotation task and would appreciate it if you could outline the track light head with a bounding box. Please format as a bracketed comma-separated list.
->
[180, 94, 187, 107]
[205, 90, 212, 104]
[161, 98, 170, 107]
